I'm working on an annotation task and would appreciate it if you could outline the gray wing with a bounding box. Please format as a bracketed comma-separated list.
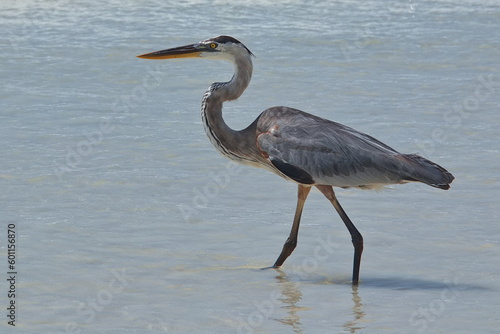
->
[255, 107, 445, 189]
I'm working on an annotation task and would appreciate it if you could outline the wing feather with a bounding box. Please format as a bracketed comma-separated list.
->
[256, 107, 410, 188]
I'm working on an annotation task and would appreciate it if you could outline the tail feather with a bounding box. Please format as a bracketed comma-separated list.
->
[401, 154, 455, 190]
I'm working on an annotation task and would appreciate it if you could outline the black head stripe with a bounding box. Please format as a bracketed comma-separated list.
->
[209, 35, 255, 57]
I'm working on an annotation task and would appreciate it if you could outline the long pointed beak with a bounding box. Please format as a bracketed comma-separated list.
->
[136, 43, 202, 59]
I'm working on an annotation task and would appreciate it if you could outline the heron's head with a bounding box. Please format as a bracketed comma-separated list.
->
[137, 35, 254, 62]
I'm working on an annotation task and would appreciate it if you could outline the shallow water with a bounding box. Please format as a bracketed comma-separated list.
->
[1, 0, 500, 333]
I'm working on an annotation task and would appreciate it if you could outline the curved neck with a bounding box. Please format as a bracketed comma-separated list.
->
[201, 55, 258, 163]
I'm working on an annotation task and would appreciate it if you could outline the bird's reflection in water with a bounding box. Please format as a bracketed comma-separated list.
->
[343, 284, 366, 333]
[273, 270, 366, 334]
[273, 269, 304, 334]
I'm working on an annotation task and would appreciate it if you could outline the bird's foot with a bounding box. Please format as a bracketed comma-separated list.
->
[260, 265, 280, 270]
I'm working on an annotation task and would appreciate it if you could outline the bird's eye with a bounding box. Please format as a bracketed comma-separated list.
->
[210, 43, 217, 49]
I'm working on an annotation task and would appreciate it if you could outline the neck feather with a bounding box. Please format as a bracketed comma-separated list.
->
[201, 55, 257, 163]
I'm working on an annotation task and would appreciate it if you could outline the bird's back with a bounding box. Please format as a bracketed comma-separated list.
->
[255, 107, 454, 189]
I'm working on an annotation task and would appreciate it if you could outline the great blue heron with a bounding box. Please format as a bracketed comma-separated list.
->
[137, 35, 454, 284]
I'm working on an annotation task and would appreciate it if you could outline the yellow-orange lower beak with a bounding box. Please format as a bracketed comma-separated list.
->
[137, 43, 202, 59]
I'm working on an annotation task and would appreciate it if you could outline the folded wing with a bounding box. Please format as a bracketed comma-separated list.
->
[256, 107, 454, 189]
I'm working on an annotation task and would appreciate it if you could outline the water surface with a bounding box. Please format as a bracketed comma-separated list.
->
[1, 0, 499, 333]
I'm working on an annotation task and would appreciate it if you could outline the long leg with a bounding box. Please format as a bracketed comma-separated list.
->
[272, 184, 312, 267]
[316, 185, 364, 284]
